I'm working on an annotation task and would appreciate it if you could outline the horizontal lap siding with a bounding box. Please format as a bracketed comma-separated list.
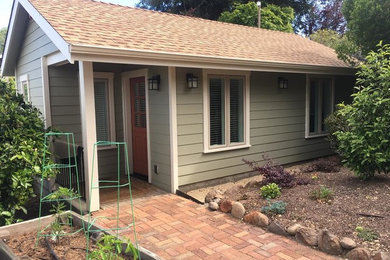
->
[176, 69, 332, 186]
[149, 67, 171, 191]
[16, 19, 58, 115]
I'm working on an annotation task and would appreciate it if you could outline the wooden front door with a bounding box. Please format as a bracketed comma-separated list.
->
[130, 77, 148, 176]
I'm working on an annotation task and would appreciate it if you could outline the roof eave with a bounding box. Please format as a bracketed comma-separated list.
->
[69, 44, 356, 75]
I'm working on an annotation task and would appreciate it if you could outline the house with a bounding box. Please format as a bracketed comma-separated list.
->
[1, 0, 355, 211]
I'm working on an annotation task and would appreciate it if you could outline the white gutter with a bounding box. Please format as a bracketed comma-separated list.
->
[70, 44, 356, 75]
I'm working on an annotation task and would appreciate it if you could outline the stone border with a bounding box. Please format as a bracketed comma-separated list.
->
[205, 188, 390, 260]
[0, 211, 161, 260]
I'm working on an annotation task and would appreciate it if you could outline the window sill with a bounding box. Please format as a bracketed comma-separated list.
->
[305, 133, 329, 139]
[203, 144, 251, 154]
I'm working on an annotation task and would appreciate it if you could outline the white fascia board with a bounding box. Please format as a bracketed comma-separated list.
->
[0, 0, 18, 76]
[70, 44, 356, 76]
[18, 0, 71, 61]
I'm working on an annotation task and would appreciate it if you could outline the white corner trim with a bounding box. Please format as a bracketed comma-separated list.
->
[168, 67, 178, 193]
[18, 0, 71, 61]
[202, 69, 251, 153]
[121, 69, 151, 183]
[41, 56, 52, 128]
[19, 74, 28, 82]
[94, 72, 116, 146]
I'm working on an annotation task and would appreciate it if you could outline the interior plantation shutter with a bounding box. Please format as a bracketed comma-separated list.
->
[94, 79, 110, 142]
[230, 78, 244, 143]
[209, 78, 225, 146]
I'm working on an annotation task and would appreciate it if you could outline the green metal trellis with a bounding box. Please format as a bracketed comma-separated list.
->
[36, 132, 86, 247]
[86, 141, 140, 259]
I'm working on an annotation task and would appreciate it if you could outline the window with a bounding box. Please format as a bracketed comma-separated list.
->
[19, 74, 30, 102]
[94, 73, 115, 147]
[204, 71, 250, 153]
[306, 77, 334, 138]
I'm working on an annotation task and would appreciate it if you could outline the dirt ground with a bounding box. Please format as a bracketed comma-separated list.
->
[187, 157, 390, 253]
[5, 226, 95, 259]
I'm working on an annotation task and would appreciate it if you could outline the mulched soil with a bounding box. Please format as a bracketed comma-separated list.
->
[226, 156, 390, 254]
[5, 226, 95, 259]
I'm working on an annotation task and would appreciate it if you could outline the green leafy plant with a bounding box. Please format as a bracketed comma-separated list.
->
[261, 199, 287, 215]
[89, 234, 139, 260]
[333, 43, 390, 179]
[49, 202, 68, 243]
[309, 186, 333, 202]
[355, 226, 379, 242]
[260, 183, 281, 199]
[0, 78, 49, 226]
[47, 187, 77, 200]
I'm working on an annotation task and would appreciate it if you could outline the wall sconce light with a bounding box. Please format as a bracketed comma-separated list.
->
[148, 75, 160, 91]
[186, 73, 199, 89]
[278, 77, 288, 89]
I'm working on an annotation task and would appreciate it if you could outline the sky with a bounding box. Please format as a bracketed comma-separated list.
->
[0, 0, 139, 29]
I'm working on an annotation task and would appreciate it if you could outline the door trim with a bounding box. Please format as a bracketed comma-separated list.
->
[121, 69, 151, 183]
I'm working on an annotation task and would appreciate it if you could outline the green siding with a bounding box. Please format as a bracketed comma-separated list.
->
[148, 67, 172, 191]
[15, 19, 58, 115]
[176, 69, 353, 186]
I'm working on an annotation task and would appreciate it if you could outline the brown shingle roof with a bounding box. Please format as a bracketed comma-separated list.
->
[29, 0, 349, 68]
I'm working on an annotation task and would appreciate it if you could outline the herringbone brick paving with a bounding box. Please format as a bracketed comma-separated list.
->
[94, 180, 340, 260]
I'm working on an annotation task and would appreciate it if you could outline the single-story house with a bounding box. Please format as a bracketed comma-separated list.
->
[1, 0, 355, 211]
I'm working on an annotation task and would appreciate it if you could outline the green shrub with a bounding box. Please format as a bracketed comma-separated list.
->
[90, 234, 139, 260]
[309, 186, 333, 202]
[261, 200, 287, 215]
[333, 43, 390, 179]
[355, 226, 379, 241]
[260, 183, 281, 199]
[325, 110, 349, 152]
[0, 78, 45, 226]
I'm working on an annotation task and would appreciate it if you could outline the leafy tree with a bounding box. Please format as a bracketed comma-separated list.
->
[0, 78, 45, 226]
[310, 29, 362, 66]
[300, 0, 346, 36]
[331, 43, 390, 179]
[0, 27, 7, 54]
[137, 0, 311, 32]
[218, 2, 294, 32]
[343, 0, 390, 55]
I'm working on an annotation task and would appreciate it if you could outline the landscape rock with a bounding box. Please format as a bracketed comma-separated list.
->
[224, 185, 243, 198]
[318, 230, 342, 255]
[213, 198, 221, 204]
[231, 202, 246, 219]
[209, 201, 219, 211]
[219, 199, 233, 213]
[340, 237, 357, 250]
[346, 248, 370, 260]
[295, 227, 318, 246]
[286, 223, 302, 236]
[243, 211, 269, 227]
[268, 221, 288, 236]
[244, 180, 259, 188]
[205, 189, 223, 203]
[373, 252, 390, 260]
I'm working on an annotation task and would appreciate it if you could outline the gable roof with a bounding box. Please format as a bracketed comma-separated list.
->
[2, 0, 354, 76]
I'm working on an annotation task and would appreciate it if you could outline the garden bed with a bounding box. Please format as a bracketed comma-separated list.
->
[0, 212, 160, 260]
[199, 156, 390, 255]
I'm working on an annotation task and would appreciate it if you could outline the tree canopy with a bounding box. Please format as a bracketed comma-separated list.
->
[0, 27, 7, 55]
[343, 0, 390, 55]
[218, 2, 294, 32]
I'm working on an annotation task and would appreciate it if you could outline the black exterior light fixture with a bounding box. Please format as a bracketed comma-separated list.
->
[148, 75, 160, 91]
[186, 73, 199, 89]
[278, 77, 288, 89]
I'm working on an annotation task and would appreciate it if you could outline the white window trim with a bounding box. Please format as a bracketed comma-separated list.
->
[305, 75, 335, 139]
[94, 72, 116, 150]
[203, 69, 251, 153]
[19, 74, 30, 102]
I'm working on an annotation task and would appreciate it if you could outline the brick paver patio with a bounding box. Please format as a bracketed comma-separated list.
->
[94, 180, 340, 260]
